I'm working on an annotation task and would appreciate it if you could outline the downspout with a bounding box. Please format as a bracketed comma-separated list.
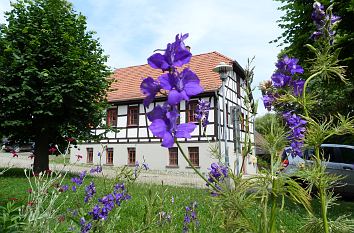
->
[215, 90, 222, 159]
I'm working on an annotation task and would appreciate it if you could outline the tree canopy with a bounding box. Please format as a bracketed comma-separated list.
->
[0, 0, 112, 172]
[272, 0, 354, 117]
[255, 113, 284, 136]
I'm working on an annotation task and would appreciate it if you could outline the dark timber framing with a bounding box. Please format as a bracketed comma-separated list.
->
[92, 61, 255, 147]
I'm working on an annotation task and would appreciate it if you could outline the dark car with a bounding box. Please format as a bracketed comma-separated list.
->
[2, 140, 34, 153]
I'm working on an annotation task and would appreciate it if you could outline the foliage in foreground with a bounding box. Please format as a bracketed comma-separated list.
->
[1, 167, 354, 233]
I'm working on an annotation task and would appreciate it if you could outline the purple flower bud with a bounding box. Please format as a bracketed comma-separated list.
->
[195, 99, 210, 127]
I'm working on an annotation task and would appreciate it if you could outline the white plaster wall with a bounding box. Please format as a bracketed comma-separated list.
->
[117, 116, 126, 127]
[118, 105, 127, 115]
[71, 142, 222, 174]
[127, 128, 138, 138]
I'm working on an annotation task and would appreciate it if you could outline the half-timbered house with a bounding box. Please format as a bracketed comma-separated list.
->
[71, 51, 257, 174]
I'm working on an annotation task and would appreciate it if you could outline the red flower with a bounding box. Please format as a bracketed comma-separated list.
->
[48, 147, 57, 154]
[66, 137, 76, 143]
[76, 154, 83, 161]
[27, 188, 32, 193]
[11, 151, 18, 157]
[28, 154, 35, 159]
[45, 169, 52, 175]
[57, 215, 65, 223]
[27, 201, 34, 206]
[8, 197, 18, 202]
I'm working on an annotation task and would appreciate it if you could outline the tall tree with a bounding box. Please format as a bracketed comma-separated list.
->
[272, 0, 354, 117]
[0, 0, 111, 172]
[255, 113, 284, 136]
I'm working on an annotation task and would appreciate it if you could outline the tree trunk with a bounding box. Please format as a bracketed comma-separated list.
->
[33, 132, 50, 174]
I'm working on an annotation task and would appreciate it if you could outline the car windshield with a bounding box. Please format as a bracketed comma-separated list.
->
[304, 146, 354, 164]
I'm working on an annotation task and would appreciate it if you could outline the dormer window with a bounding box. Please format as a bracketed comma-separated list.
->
[128, 106, 139, 126]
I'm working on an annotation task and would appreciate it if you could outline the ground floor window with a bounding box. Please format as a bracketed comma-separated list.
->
[169, 147, 178, 166]
[87, 148, 93, 163]
[106, 148, 113, 164]
[128, 148, 136, 165]
[188, 147, 199, 166]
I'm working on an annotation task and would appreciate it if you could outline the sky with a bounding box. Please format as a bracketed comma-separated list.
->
[0, 0, 285, 116]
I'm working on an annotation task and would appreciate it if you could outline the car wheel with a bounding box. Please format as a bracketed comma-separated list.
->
[13, 145, 20, 153]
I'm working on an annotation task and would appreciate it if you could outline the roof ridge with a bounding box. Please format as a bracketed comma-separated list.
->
[211, 51, 234, 62]
[114, 51, 233, 71]
[115, 62, 150, 71]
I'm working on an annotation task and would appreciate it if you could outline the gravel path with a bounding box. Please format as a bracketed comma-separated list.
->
[0, 152, 207, 188]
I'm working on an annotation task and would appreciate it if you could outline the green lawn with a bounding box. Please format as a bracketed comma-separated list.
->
[1, 168, 354, 232]
[49, 154, 70, 164]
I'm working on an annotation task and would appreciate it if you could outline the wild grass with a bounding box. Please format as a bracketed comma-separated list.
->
[0, 168, 353, 232]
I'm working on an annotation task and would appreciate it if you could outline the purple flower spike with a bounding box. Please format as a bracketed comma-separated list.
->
[60, 185, 69, 192]
[89, 205, 101, 220]
[148, 33, 191, 72]
[311, 2, 341, 43]
[142, 33, 201, 148]
[183, 201, 199, 232]
[159, 68, 203, 105]
[142, 162, 149, 170]
[275, 56, 304, 76]
[140, 77, 161, 107]
[195, 99, 210, 127]
[312, 2, 325, 25]
[80, 217, 92, 233]
[330, 15, 341, 24]
[292, 79, 305, 96]
[262, 94, 275, 111]
[90, 166, 102, 174]
[283, 112, 306, 157]
[271, 73, 291, 88]
[148, 104, 196, 148]
[175, 123, 196, 138]
[310, 31, 323, 40]
[84, 182, 96, 203]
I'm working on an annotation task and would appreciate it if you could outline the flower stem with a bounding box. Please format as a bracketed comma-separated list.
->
[302, 71, 322, 117]
[315, 146, 330, 233]
[319, 187, 329, 233]
[269, 179, 277, 233]
[176, 141, 221, 193]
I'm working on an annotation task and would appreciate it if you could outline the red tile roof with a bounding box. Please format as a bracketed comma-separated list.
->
[108, 51, 234, 102]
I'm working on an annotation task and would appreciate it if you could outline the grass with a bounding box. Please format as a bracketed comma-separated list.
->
[49, 154, 70, 164]
[1, 168, 354, 232]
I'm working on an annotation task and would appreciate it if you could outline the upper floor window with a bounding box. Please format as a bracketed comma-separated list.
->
[128, 106, 139, 126]
[106, 148, 113, 165]
[188, 147, 199, 167]
[107, 108, 117, 126]
[128, 148, 136, 165]
[187, 100, 198, 122]
[87, 148, 93, 164]
[169, 147, 178, 166]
